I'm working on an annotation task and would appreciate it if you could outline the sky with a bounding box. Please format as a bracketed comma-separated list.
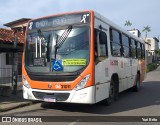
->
[0, 0, 160, 38]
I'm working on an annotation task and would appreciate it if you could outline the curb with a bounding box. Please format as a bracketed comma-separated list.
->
[0, 87, 40, 112]
[0, 102, 32, 112]
[0, 101, 40, 112]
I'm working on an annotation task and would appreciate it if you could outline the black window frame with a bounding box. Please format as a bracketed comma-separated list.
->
[121, 34, 130, 58]
[135, 40, 138, 58]
[94, 28, 108, 60]
[141, 44, 145, 59]
[110, 28, 122, 57]
[130, 39, 137, 59]
[137, 41, 141, 59]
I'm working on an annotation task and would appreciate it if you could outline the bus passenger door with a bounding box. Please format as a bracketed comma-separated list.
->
[94, 24, 110, 103]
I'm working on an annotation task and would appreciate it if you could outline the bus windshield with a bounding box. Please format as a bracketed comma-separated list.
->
[25, 26, 90, 73]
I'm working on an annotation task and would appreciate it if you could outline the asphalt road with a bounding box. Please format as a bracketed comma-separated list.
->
[0, 67, 160, 125]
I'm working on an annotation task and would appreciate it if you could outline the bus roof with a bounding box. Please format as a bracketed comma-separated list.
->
[28, 10, 144, 44]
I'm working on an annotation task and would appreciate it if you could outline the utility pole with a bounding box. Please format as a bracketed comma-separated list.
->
[12, 30, 18, 95]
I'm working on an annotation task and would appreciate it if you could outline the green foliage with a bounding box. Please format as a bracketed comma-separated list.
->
[158, 49, 160, 56]
[142, 26, 151, 33]
[142, 25, 151, 39]
[147, 63, 159, 72]
[124, 20, 132, 27]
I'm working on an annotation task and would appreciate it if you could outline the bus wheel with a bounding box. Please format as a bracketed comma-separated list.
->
[104, 80, 115, 105]
[132, 74, 140, 92]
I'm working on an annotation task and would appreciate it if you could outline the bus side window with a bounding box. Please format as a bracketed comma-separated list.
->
[135, 40, 138, 58]
[121, 34, 130, 58]
[110, 29, 121, 57]
[99, 30, 108, 57]
[94, 29, 108, 63]
[94, 30, 98, 59]
[142, 44, 145, 59]
[137, 42, 141, 59]
[131, 39, 136, 58]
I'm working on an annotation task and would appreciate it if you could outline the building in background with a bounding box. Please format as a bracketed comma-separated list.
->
[128, 29, 141, 38]
[4, 18, 30, 35]
[128, 29, 159, 64]
[0, 18, 30, 88]
[145, 37, 159, 62]
[145, 41, 152, 64]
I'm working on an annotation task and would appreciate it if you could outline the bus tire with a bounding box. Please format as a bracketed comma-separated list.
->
[104, 79, 118, 105]
[114, 80, 119, 101]
[132, 74, 140, 92]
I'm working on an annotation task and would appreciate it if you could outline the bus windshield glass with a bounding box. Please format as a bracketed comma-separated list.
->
[25, 26, 90, 73]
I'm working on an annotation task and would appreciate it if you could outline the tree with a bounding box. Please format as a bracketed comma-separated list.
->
[124, 20, 132, 30]
[124, 20, 132, 26]
[142, 25, 151, 39]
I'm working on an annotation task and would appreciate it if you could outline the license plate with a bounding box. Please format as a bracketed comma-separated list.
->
[43, 97, 56, 102]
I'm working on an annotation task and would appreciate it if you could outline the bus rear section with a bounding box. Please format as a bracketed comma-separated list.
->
[22, 11, 98, 104]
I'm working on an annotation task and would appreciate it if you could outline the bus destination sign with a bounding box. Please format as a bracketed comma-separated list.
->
[28, 13, 90, 30]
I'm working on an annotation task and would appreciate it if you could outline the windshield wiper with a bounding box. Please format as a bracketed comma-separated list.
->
[54, 25, 72, 59]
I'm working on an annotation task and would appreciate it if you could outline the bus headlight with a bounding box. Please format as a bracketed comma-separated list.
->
[22, 75, 31, 89]
[74, 74, 90, 91]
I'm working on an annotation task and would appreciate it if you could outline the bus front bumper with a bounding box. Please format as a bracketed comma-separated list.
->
[23, 85, 96, 104]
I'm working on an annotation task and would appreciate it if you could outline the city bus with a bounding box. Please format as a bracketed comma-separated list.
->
[22, 10, 146, 105]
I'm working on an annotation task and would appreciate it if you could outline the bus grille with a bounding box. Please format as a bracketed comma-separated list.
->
[32, 91, 70, 101]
